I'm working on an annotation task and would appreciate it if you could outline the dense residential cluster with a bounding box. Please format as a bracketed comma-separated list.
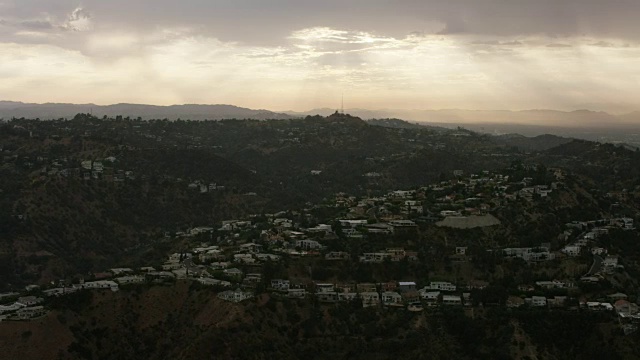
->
[2, 162, 638, 335]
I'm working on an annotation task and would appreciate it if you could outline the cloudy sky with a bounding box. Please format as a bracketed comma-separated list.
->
[1, 0, 639, 112]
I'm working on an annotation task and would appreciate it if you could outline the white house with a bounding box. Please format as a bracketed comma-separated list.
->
[389, 220, 417, 228]
[296, 239, 322, 250]
[270, 279, 290, 291]
[529, 296, 547, 307]
[16, 296, 43, 307]
[288, 288, 306, 299]
[339, 219, 368, 228]
[115, 275, 145, 285]
[233, 254, 255, 264]
[381, 291, 403, 306]
[16, 306, 46, 320]
[562, 245, 582, 257]
[197, 278, 231, 287]
[419, 291, 441, 305]
[359, 252, 391, 263]
[0, 303, 22, 314]
[75, 281, 119, 292]
[442, 295, 462, 306]
[315, 283, 335, 293]
[218, 289, 253, 303]
[338, 292, 358, 302]
[360, 292, 380, 307]
[425, 281, 456, 292]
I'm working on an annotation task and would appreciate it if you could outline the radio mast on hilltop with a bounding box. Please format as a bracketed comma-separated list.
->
[341, 92, 344, 114]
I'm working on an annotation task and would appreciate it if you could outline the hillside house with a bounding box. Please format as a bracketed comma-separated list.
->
[420, 291, 440, 305]
[315, 283, 335, 293]
[507, 296, 525, 308]
[255, 253, 281, 262]
[223, 268, 243, 277]
[442, 295, 462, 306]
[360, 252, 391, 263]
[338, 292, 358, 302]
[296, 239, 322, 250]
[361, 292, 380, 307]
[239, 243, 263, 254]
[0, 303, 22, 314]
[503, 247, 554, 262]
[145, 271, 176, 282]
[325, 251, 350, 261]
[585, 302, 614, 311]
[389, 220, 417, 228]
[16, 296, 43, 307]
[548, 296, 568, 308]
[271, 279, 290, 291]
[356, 283, 377, 293]
[218, 289, 253, 303]
[386, 248, 407, 261]
[562, 245, 582, 257]
[16, 306, 46, 320]
[398, 282, 417, 293]
[335, 283, 357, 293]
[381, 292, 403, 306]
[74, 281, 119, 292]
[402, 291, 420, 303]
[467, 280, 489, 290]
[233, 254, 255, 264]
[197, 278, 231, 287]
[307, 224, 333, 234]
[527, 296, 547, 307]
[424, 281, 457, 292]
[339, 219, 368, 228]
[115, 276, 145, 285]
[316, 292, 338, 303]
[288, 288, 306, 299]
[365, 223, 394, 234]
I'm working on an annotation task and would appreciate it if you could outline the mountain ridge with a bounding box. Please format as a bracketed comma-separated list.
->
[1, 100, 639, 128]
[0, 101, 293, 121]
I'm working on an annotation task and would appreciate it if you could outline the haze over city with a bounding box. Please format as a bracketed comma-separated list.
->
[1, 0, 640, 114]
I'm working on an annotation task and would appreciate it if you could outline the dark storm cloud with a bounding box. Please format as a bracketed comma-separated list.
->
[1, 0, 640, 45]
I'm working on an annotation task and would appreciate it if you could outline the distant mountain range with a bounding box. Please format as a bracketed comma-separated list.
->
[1, 101, 638, 130]
[0, 101, 293, 121]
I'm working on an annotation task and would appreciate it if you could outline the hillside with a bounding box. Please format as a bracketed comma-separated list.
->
[1, 113, 640, 359]
[2, 282, 638, 360]
[3, 114, 640, 288]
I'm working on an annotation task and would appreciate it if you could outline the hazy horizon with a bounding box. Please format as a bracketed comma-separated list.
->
[3, 98, 639, 115]
[2, 1, 640, 113]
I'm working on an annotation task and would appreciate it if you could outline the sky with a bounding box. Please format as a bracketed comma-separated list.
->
[0, 0, 639, 113]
